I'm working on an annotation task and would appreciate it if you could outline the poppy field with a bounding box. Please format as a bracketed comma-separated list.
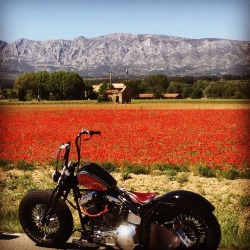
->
[0, 102, 249, 170]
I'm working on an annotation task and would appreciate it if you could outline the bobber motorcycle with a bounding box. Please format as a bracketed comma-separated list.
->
[19, 129, 221, 249]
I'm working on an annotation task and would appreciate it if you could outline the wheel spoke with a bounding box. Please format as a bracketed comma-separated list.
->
[31, 204, 60, 237]
[170, 213, 207, 247]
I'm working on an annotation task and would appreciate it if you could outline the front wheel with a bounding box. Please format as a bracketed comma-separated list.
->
[154, 209, 221, 250]
[19, 189, 73, 247]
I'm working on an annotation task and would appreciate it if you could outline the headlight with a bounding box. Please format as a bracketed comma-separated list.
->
[52, 171, 61, 182]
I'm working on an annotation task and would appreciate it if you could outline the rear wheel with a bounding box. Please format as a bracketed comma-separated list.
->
[19, 189, 73, 247]
[155, 209, 221, 250]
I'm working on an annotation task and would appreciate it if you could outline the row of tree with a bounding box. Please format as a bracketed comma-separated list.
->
[125, 74, 250, 99]
[0, 71, 249, 100]
[14, 71, 86, 101]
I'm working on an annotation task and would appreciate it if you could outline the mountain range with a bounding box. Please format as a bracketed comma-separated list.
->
[0, 33, 249, 84]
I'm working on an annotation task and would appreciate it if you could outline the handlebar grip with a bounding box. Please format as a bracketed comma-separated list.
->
[90, 130, 101, 135]
[80, 129, 101, 135]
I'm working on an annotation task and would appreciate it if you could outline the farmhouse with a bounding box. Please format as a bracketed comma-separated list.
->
[105, 83, 131, 104]
[92, 83, 131, 103]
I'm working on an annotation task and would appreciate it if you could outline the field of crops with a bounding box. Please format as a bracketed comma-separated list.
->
[0, 101, 249, 170]
[1, 101, 250, 248]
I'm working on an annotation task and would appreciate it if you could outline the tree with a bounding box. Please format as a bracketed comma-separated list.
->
[13, 70, 85, 101]
[169, 75, 195, 84]
[237, 82, 250, 99]
[181, 84, 193, 98]
[14, 72, 36, 101]
[97, 82, 109, 102]
[65, 72, 85, 100]
[142, 74, 169, 98]
[85, 80, 97, 99]
[0, 84, 7, 98]
[191, 84, 203, 99]
[138, 80, 153, 94]
[7, 89, 17, 99]
[47, 71, 63, 100]
[46, 71, 78, 100]
[207, 83, 223, 98]
[125, 80, 142, 98]
[36, 71, 50, 99]
[167, 82, 182, 93]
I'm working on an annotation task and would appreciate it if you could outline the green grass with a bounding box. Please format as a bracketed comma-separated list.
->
[123, 162, 151, 175]
[176, 172, 189, 184]
[16, 160, 35, 171]
[215, 194, 250, 248]
[100, 161, 120, 173]
[197, 165, 217, 178]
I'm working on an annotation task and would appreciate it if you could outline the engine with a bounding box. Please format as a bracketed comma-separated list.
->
[79, 191, 140, 250]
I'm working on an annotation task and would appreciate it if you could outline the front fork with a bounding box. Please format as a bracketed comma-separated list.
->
[40, 175, 70, 225]
[41, 181, 90, 239]
[40, 187, 64, 225]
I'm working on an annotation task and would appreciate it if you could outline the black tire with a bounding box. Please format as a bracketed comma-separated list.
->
[155, 209, 221, 250]
[19, 189, 73, 247]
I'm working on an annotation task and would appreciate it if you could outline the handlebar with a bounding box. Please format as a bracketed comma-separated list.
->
[56, 129, 101, 172]
[79, 129, 101, 136]
[75, 129, 101, 168]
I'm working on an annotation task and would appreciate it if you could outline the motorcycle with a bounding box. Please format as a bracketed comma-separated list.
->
[19, 129, 221, 249]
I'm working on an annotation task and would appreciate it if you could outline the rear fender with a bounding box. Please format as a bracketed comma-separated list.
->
[154, 190, 214, 216]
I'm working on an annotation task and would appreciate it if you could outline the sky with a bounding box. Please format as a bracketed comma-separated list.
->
[0, 0, 249, 43]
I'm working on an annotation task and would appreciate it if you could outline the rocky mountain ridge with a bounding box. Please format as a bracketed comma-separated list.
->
[0, 33, 249, 80]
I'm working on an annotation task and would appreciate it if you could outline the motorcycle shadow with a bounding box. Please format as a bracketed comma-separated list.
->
[61, 242, 115, 250]
[37, 241, 114, 250]
[0, 233, 114, 250]
[0, 232, 19, 240]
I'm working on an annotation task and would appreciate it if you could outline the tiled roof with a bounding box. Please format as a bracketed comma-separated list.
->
[139, 93, 154, 98]
[163, 93, 180, 98]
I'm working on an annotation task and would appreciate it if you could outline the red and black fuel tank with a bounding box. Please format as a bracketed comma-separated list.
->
[77, 163, 117, 191]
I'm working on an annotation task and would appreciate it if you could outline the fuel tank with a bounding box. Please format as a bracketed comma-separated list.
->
[77, 163, 117, 191]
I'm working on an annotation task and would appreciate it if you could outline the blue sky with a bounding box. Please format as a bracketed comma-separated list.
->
[0, 0, 249, 42]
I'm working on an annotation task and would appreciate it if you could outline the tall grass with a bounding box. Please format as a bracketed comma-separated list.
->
[215, 194, 250, 248]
